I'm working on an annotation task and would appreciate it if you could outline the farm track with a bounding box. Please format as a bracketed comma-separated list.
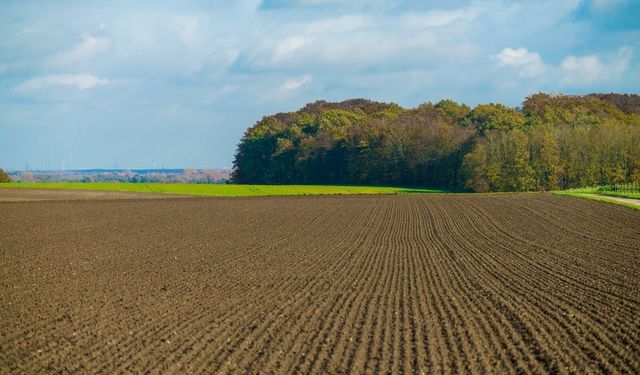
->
[1, 193, 639, 373]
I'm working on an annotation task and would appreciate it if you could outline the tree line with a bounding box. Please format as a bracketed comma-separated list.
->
[7, 169, 230, 184]
[231, 93, 640, 192]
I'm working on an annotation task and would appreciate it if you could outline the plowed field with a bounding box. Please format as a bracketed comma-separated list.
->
[1, 193, 639, 373]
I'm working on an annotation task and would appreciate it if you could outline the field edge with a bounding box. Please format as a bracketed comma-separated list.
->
[0, 182, 449, 197]
[552, 190, 640, 211]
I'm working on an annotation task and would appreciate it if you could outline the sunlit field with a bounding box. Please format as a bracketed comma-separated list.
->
[0, 182, 447, 197]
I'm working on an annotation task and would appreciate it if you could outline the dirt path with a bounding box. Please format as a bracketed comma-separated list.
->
[1, 193, 639, 373]
[582, 193, 640, 207]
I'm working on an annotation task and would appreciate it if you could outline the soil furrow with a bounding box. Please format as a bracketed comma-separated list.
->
[2, 192, 639, 373]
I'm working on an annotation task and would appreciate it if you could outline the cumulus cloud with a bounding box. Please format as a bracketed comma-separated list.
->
[494, 46, 633, 85]
[561, 55, 604, 81]
[16, 74, 109, 93]
[233, 11, 451, 73]
[494, 47, 545, 77]
[403, 8, 479, 29]
[233, 2, 487, 75]
[258, 26, 364, 68]
[50, 35, 111, 66]
[273, 36, 308, 61]
[561, 46, 633, 83]
[281, 74, 311, 90]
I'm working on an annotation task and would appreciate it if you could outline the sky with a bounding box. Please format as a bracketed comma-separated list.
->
[0, 0, 639, 170]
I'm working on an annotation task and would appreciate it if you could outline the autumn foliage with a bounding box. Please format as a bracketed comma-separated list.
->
[0, 169, 12, 183]
[232, 94, 640, 192]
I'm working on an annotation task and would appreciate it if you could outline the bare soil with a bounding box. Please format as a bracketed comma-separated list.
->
[0, 187, 186, 201]
[1, 193, 639, 373]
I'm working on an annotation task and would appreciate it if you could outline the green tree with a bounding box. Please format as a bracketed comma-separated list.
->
[468, 103, 526, 134]
[462, 142, 489, 192]
[534, 128, 562, 190]
[435, 99, 471, 124]
[231, 95, 640, 191]
[511, 129, 536, 191]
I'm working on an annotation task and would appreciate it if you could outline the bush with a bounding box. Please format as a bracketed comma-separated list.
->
[0, 169, 11, 183]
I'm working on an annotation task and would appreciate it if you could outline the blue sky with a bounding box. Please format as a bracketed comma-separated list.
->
[0, 0, 638, 170]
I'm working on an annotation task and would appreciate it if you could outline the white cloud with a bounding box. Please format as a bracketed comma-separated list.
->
[561, 55, 604, 81]
[403, 8, 479, 29]
[16, 74, 109, 93]
[171, 16, 200, 47]
[240, 23, 433, 71]
[254, 16, 375, 67]
[610, 46, 634, 75]
[51, 35, 111, 66]
[236, 4, 483, 73]
[494, 46, 633, 85]
[494, 47, 545, 77]
[305, 15, 370, 33]
[273, 36, 308, 61]
[281, 74, 311, 90]
[561, 46, 632, 83]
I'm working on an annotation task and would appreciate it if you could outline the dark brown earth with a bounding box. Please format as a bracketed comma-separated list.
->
[1, 192, 639, 373]
[0, 188, 186, 202]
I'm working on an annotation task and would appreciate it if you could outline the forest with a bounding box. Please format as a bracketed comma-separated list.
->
[231, 93, 640, 192]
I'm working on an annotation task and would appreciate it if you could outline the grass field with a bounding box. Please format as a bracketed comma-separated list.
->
[0, 182, 446, 197]
[596, 186, 640, 199]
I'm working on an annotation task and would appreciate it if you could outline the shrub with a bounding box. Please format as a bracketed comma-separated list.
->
[0, 169, 11, 183]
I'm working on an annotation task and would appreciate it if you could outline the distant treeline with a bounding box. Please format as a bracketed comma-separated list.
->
[9, 168, 231, 184]
[231, 93, 640, 192]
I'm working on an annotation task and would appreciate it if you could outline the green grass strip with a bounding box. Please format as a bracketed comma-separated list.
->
[594, 191, 640, 199]
[0, 182, 448, 197]
[552, 190, 640, 212]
